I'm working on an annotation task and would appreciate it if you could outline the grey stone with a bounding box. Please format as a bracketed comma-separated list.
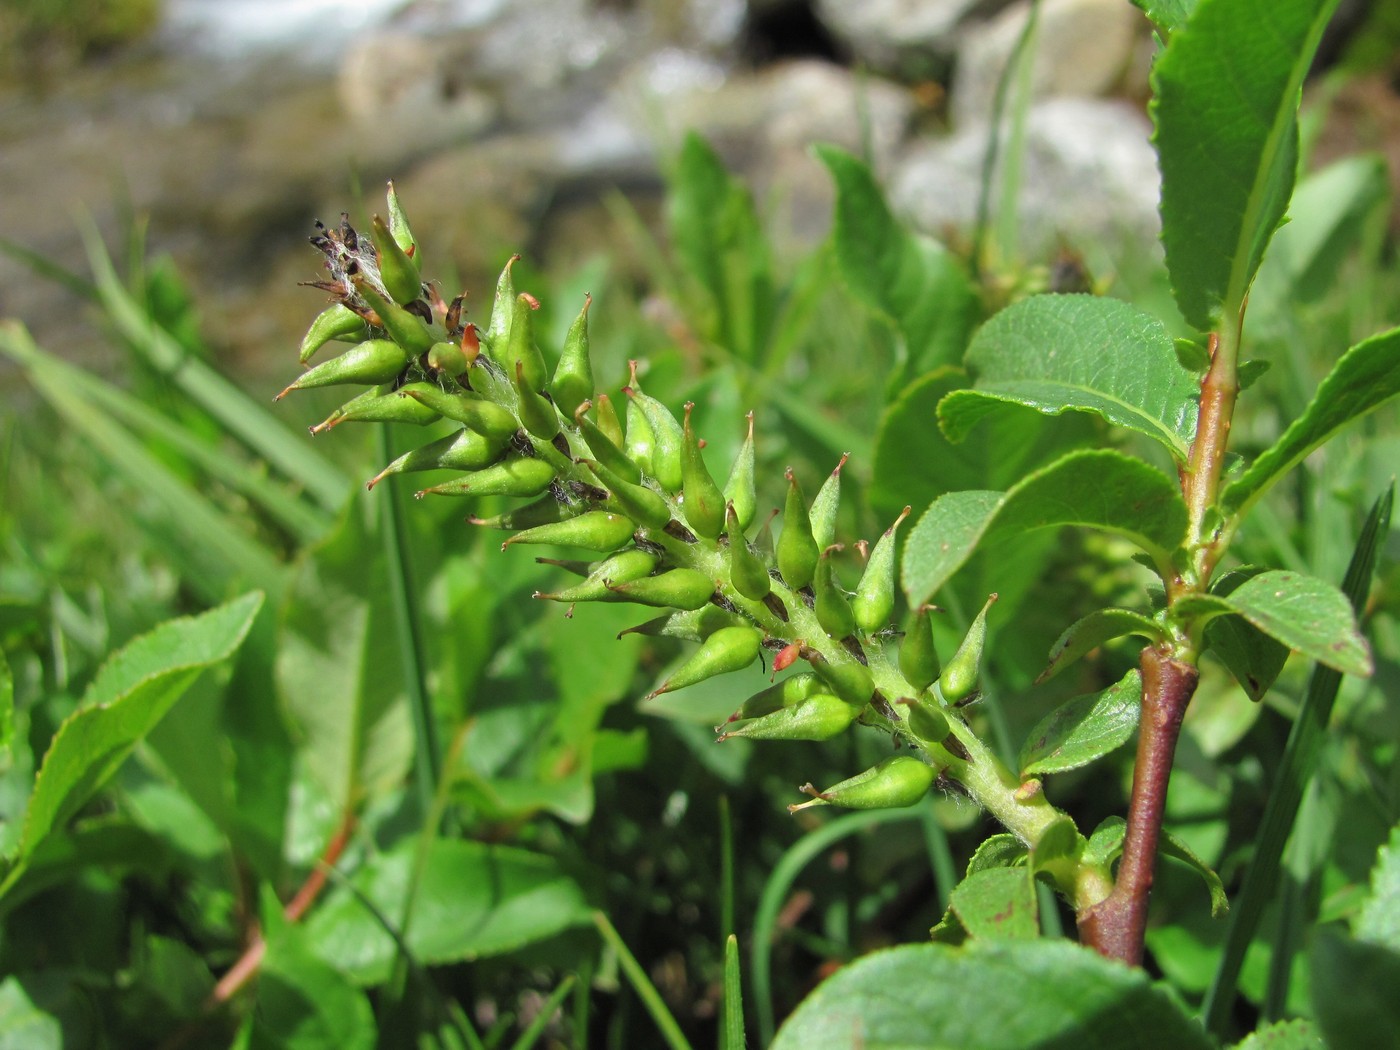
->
[814, 0, 1003, 68]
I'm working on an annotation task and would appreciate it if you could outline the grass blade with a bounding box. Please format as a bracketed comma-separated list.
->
[592, 911, 692, 1050]
[508, 975, 576, 1050]
[723, 935, 745, 1050]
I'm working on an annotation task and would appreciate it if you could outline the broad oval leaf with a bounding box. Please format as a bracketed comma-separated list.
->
[939, 295, 1200, 459]
[2, 593, 262, 891]
[1130, 0, 1198, 34]
[771, 941, 1212, 1050]
[1220, 327, 1400, 519]
[950, 867, 1039, 942]
[1039, 608, 1166, 683]
[902, 449, 1188, 607]
[1173, 570, 1371, 677]
[1153, 0, 1334, 330]
[305, 838, 592, 985]
[1202, 568, 1289, 701]
[1020, 670, 1142, 778]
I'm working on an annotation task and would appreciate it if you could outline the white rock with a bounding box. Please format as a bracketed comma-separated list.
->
[814, 0, 995, 67]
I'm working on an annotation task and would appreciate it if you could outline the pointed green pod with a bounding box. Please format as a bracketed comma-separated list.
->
[483, 255, 520, 359]
[624, 382, 684, 493]
[790, 755, 935, 812]
[503, 293, 549, 394]
[939, 593, 998, 704]
[367, 427, 507, 489]
[276, 338, 410, 399]
[646, 626, 763, 700]
[777, 468, 819, 590]
[810, 653, 874, 707]
[619, 605, 742, 642]
[575, 402, 642, 484]
[733, 672, 825, 720]
[534, 548, 658, 601]
[606, 568, 715, 611]
[680, 402, 726, 539]
[398, 386, 518, 442]
[595, 393, 625, 449]
[468, 494, 567, 531]
[583, 458, 670, 531]
[813, 546, 856, 640]
[415, 456, 556, 499]
[721, 695, 858, 742]
[725, 502, 771, 601]
[370, 214, 422, 305]
[300, 302, 371, 365]
[810, 453, 848, 551]
[902, 699, 950, 747]
[549, 293, 593, 418]
[501, 510, 637, 553]
[512, 360, 561, 440]
[723, 411, 758, 532]
[853, 506, 910, 635]
[385, 180, 418, 263]
[311, 381, 441, 433]
[428, 340, 470, 378]
[899, 604, 942, 692]
[357, 284, 436, 357]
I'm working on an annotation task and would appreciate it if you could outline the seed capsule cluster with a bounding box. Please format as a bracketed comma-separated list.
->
[279, 186, 995, 814]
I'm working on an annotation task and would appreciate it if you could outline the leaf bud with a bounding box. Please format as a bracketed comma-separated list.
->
[275, 338, 410, 399]
[357, 284, 436, 357]
[594, 393, 626, 450]
[732, 671, 824, 720]
[582, 458, 671, 531]
[310, 381, 441, 433]
[512, 360, 561, 440]
[852, 506, 910, 635]
[605, 568, 716, 611]
[900, 698, 950, 746]
[725, 503, 772, 601]
[646, 625, 763, 700]
[366, 427, 507, 489]
[723, 411, 758, 532]
[575, 404, 643, 484]
[624, 378, 685, 493]
[898, 604, 942, 692]
[534, 548, 657, 602]
[939, 593, 998, 705]
[813, 545, 856, 640]
[788, 755, 935, 813]
[502, 510, 638, 554]
[680, 402, 726, 539]
[502, 292, 549, 395]
[299, 302, 371, 365]
[467, 494, 567, 531]
[398, 385, 518, 442]
[810, 452, 848, 551]
[720, 695, 858, 742]
[370, 214, 422, 305]
[385, 181, 418, 263]
[623, 374, 658, 479]
[619, 605, 742, 642]
[415, 457, 557, 499]
[777, 468, 819, 591]
[428, 340, 470, 378]
[809, 653, 874, 707]
[549, 293, 594, 418]
[483, 255, 520, 358]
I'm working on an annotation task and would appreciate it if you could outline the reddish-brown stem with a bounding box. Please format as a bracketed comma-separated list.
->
[1078, 646, 1199, 962]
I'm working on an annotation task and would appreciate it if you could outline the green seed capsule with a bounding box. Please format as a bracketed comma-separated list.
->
[646, 625, 763, 700]
[810, 453, 848, 551]
[813, 546, 856, 640]
[575, 402, 642, 484]
[899, 604, 942, 692]
[733, 672, 825, 720]
[300, 302, 371, 365]
[275, 338, 410, 399]
[398, 385, 518, 442]
[721, 695, 858, 742]
[367, 427, 507, 489]
[549, 294, 593, 418]
[468, 494, 567, 531]
[902, 699, 950, 746]
[385, 181, 419, 263]
[357, 284, 437, 357]
[311, 381, 441, 433]
[680, 402, 726, 539]
[370, 214, 422, 306]
[583, 458, 671, 531]
[595, 393, 625, 449]
[534, 548, 658, 601]
[606, 568, 716, 611]
[777, 468, 819, 590]
[504, 293, 549, 395]
[810, 653, 875, 707]
[502, 510, 637, 553]
[619, 605, 742, 642]
[790, 755, 935, 813]
[852, 506, 910, 635]
[484, 255, 519, 359]
[723, 411, 758, 532]
[625, 382, 685, 493]
[428, 340, 470, 378]
[416, 456, 556, 499]
[939, 593, 997, 704]
[725, 503, 771, 601]
[512, 360, 561, 440]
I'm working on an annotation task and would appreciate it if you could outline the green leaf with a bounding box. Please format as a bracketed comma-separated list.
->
[304, 838, 591, 985]
[1203, 568, 1290, 701]
[968, 834, 1029, 874]
[0, 976, 64, 1049]
[1173, 570, 1371, 677]
[1356, 825, 1400, 951]
[950, 867, 1039, 941]
[0, 593, 263, 892]
[251, 923, 377, 1050]
[1160, 827, 1228, 918]
[1130, 0, 1198, 34]
[770, 941, 1212, 1050]
[0, 652, 12, 764]
[902, 450, 1188, 607]
[1221, 327, 1400, 519]
[817, 146, 978, 374]
[1019, 670, 1141, 778]
[276, 497, 415, 812]
[1309, 928, 1400, 1050]
[1232, 1019, 1324, 1050]
[1083, 817, 1127, 871]
[1038, 609, 1165, 683]
[724, 934, 745, 1050]
[939, 295, 1200, 459]
[1152, 0, 1335, 330]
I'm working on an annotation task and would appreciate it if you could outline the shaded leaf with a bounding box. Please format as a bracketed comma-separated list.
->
[250, 924, 377, 1050]
[1309, 928, 1400, 1050]
[1355, 825, 1400, 951]
[1173, 570, 1371, 677]
[950, 867, 1039, 941]
[1084, 817, 1127, 870]
[1160, 827, 1228, 918]
[771, 941, 1212, 1050]
[903, 450, 1187, 607]
[1221, 327, 1400, 519]
[1020, 670, 1141, 778]
[1231, 1019, 1323, 1050]
[1039, 609, 1165, 683]
[939, 295, 1199, 459]
[0, 652, 11, 764]
[1203, 568, 1290, 701]
[1153, 0, 1334, 330]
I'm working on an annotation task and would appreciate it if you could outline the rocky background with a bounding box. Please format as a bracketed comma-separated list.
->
[0, 0, 1388, 390]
